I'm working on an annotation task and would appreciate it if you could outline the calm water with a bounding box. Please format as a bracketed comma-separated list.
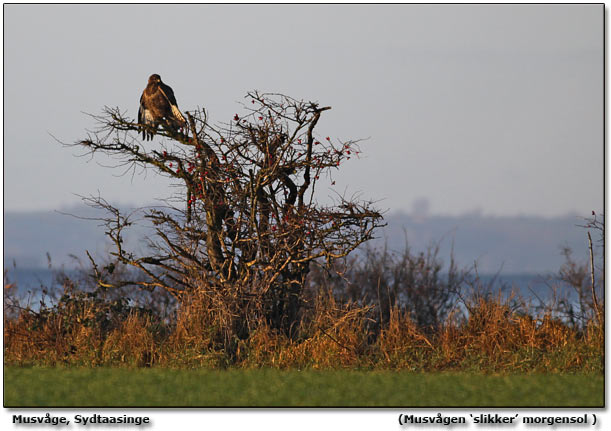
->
[4, 267, 565, 301]
[4, 267, 63, 289]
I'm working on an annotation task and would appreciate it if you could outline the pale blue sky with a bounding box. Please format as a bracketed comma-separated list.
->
[4, 4, 603, 217]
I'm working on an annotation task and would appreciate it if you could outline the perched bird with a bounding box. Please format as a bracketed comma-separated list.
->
[138, 74, 187, 141]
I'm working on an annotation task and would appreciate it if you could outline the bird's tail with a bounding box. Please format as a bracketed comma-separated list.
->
[171, 105, 188, 128]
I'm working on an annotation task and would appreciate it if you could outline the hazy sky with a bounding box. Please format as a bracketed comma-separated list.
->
[4, 4, 603, 217]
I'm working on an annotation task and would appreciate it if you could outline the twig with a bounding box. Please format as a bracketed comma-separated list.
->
[587, 231, 601, 323]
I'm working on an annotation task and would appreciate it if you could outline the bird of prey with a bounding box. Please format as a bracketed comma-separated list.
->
[138, 74, 187, 141]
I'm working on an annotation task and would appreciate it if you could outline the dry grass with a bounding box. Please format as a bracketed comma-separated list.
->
[4, 280, 603, 373]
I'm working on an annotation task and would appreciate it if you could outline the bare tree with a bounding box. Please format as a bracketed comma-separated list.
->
[72, 91, 384, 334]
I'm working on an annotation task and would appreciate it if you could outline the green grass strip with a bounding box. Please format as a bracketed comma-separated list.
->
[4, 367, 603, 407]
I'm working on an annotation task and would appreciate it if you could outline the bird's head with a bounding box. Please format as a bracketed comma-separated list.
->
[148, 74, 162, 84]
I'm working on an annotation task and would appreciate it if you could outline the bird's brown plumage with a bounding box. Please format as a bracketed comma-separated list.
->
[138, 74, 187, 141]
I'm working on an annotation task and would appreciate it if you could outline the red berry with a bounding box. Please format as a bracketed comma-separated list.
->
[169, 162, 173, 168]
[326, 137, 330, 141]
[163, 151, 167, 157]
[258, 116, 263, 120]
[234, 114, 239, 121]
